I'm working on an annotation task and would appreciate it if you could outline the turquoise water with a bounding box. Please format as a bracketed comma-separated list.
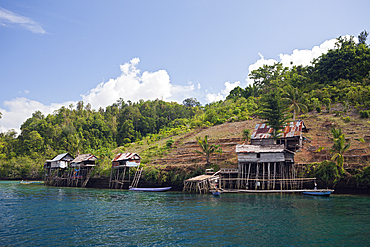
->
[1, 181, 369, 246]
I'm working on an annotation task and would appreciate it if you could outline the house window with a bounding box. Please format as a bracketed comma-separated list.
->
[257, 153, 260, 158]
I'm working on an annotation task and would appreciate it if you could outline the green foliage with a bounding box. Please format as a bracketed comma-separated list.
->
[322, 98, 331, 112]
[343, 116, 351, 123]
[166, 138, 175, 149]
[307, 161, 341, 185]
[360, 110, 370, 118]
[330, 127, 351, 174]
[195, 135, 222, 165]
[242, 129, 251, 144]
[282, 85, 308, 120]
[257, 86, 289, 140]
[353, 165, 370, 186]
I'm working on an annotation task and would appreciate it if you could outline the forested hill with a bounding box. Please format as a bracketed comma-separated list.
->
[1, 32, 370, 180]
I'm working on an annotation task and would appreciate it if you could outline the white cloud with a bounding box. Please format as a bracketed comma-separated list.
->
[0, 58, 200, 133]
[82, 58, 198, 109]
[0, 7, 46, 34]
[206, 81, 240, 103]
[245, 38, 340, 85]
[0, 98, 75, 134]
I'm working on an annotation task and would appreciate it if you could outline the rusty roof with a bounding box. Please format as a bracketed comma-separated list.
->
[251, 120, 306, 140]
[71, 154, 97, 163]
[112, 153, 141, 162]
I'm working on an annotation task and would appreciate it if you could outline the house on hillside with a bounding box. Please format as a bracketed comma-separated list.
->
[68, 154, 97, 187]
[109, 153, 141, 189]
[250, 120, 308, 151]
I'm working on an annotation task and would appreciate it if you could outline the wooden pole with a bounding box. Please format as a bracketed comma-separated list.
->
[255, 163, 259, 190]
[262, 163, 265, 190]
[247, 163, 251, 189]
[268, 162, 270, 190]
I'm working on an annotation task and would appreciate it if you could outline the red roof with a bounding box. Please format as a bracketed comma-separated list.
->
[112, 153, 141, 162]
[251, 120, 307, 139]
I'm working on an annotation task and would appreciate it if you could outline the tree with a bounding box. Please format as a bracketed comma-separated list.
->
[312, 35, 370, 85]
[257, 87, 289, 140]
[358, 30, 368, 45]
[249, 62, 289, 91]
[330, 127, 351, 174]
[282, 85, 308, 120]
[195, 135, 221, 165]
[183, 98, 201, 107]
[242, 129, 251, 144]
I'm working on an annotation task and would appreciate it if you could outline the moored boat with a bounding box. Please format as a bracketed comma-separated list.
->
[211, 190, 222, 196]
[303, 189, 334, 197]
[129, 186, 172, 192]
[20, 181, 44, 185]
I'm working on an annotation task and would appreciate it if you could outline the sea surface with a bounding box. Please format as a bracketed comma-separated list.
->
[0, 181, 369, 246]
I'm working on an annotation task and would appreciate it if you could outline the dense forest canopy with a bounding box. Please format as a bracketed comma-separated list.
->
[0, 32, 369, 179]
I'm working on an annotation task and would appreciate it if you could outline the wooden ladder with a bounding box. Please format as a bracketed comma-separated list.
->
[82, 168, 94, 188]
[130, 167, 143, 188]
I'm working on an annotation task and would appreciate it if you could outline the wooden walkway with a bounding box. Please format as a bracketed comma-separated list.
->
[221, 189, 334, 193]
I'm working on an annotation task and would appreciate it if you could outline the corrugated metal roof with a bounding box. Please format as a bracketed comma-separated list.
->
[251, 120, 306, 139]
[112, 153, 141, 162]
[236, 144, 285, 153]
[71, 154, 97, 163]
[50, 153, 74, 162]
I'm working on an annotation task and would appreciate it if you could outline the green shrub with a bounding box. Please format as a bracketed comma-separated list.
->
[360, 110, 370, 118]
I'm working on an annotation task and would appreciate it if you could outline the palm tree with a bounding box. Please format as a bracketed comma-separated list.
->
[195, 135, 221, 165]
[330, 127, 351, 174]
[282, 85, 308, 120]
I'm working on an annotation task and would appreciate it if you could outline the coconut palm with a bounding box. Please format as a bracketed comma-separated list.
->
[330, 127, 351, 174]
[195, 135, 221, 165]
[282, 85, 308, 120]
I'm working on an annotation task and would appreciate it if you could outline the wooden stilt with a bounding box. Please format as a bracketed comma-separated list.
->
[255, 163, 259, 190]
[247, 163, 251, 189]
[262, 163, 265, 190]
[267, 162, 270, 190]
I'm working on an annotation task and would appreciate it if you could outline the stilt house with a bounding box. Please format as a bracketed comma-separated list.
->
[44, 153, 74, 185]
[235, 144, 297, 190]
[68, 154, 97, 187]
[109, 153, 141, 189]
[250, 120, 307, 151]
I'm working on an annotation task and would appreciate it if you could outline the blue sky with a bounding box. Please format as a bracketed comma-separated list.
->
[0, 0, 369, 132]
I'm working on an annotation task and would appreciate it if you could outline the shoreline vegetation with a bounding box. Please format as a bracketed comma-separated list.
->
[1, 33, 370, 194]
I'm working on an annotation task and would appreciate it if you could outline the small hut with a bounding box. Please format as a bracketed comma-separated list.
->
[250, 120, 308, 151]
[68, 154, 97, 187]
[44, 153, 74, 186]
[109, 153, 141, 189]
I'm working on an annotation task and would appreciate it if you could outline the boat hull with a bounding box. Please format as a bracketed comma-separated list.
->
[19, 181, 44, 185]
[129, 187, 172, 192]
[303, 190, 333, 196]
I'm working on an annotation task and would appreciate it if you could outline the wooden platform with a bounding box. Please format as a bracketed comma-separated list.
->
[183, 175, 219, 194]
[185, 175, 213, 181]
[221, 189, 334, 194]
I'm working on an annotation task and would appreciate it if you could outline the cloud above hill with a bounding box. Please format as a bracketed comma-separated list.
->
[0, 58, 197, 133]
[204, 37, 339, 103]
